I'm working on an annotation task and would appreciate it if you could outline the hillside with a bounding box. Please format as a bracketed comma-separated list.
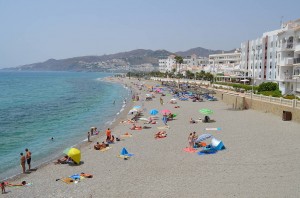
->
[4, 47, 235, 72]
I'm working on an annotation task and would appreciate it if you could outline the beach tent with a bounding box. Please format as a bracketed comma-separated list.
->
[63, 148, 81, 164]
[119, 147, 134, 157]
[211, 137, 225, 150]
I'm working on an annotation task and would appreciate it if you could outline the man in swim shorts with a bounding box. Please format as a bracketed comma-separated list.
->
[25, 148, 31, 171]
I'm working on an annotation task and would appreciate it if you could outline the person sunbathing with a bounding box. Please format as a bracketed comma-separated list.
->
[99, 141, 107, 150]
[54, 155, 69, 164]
[80, 173, 93, 178]
[190, 118, 196, 124]
[130, 124, 142, 130]
[94, 142, 101, 150]
[155, 131, 167, 138]
[6, 181, 27, 186]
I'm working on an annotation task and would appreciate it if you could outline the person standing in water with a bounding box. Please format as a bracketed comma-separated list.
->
[25, 148, 31, 171]
[20, 153, 26, 173]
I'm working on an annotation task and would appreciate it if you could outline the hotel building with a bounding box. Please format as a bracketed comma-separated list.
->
[241, 18, 300, 95]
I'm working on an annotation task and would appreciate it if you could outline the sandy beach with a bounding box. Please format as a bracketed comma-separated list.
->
[3, 77, 300, 198]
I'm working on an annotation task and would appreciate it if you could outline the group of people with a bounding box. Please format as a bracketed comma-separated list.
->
[188, 132, 199, 149]
[20, 148, 31, 173]
[94, 142, 108, 150]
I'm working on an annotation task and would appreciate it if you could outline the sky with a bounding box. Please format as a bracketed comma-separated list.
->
[0, 0, 300, 68]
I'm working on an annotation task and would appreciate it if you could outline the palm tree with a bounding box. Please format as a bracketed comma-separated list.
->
[175, 55, 183, 75]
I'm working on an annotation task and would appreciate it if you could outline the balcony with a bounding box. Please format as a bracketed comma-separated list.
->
[295, 44, 300, 53]
[294, 58, 300, 64]
[280, 43, 294, 51]
[280, 58, 294, 66]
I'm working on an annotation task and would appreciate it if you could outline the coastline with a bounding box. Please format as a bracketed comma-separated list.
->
[4, 77, 300, 197]
[2, 77, 134, 182]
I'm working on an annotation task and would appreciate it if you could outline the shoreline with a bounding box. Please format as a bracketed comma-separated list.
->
[5, 76, 300, 197]
[2, 77, 134, 182]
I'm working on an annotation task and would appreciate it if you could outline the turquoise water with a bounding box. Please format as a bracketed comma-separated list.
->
[0, 71, 129, 180]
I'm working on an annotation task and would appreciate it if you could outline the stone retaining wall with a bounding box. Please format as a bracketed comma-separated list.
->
[213, 89, 300, 123]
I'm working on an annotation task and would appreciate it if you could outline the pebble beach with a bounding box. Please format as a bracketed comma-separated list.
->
[3, 77, 300, 198]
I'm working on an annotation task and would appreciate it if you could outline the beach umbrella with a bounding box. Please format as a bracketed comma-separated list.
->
[133, 105, 141, 110]
[195, 134, 213, 143]
[63, 148, 81, 164]
[161, 109, 171, 115]
[199, 108, 213, 115]
[128, 109, 138, 114]
[149, 109, 159, 115]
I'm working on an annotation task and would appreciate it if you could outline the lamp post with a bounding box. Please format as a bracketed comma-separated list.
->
[252, 49, 255, 95]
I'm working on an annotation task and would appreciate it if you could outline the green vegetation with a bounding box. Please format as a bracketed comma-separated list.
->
[126, 70, 214, 82]
[214, 82, 258, 91]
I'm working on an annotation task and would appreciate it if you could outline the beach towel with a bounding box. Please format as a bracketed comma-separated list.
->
[183, 147, 198, 153]
[197, 149, 218, 155]
[155, 135, 167, 139]
[100, 147, 111, 152]
[121, 133, 132, 138]
[157, 126, 170, 130]
[60, 178, 74, 184]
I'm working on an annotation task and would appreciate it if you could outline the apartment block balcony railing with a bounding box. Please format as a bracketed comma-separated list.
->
[280, 43, 294, 50]
[294, 58, 300, 64]
[280, 58, 294, 66]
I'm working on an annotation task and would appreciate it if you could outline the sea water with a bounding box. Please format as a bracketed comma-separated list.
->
[0, 71, 129, 180]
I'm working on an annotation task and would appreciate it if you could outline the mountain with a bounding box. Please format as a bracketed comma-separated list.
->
[176, 47, 235, 57]
[3, 47, 236, 72]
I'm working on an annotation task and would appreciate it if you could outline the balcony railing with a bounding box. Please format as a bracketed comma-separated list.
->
[294, 58, 300, 64]
[281, 43, 294, 50]
[281, 58, 294, 65]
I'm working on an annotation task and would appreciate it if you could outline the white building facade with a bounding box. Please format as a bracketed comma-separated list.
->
[158, 55, 176, 73]
[207, 50, 241, 75]
[241, 18, 300, 95]
[158, 54, 208, 74]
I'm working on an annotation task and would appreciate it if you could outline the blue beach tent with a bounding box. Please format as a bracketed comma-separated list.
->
[120, 147, 134, 157]
[211, 138, 225, 150]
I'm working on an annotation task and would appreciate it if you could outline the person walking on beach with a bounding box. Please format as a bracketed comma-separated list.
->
[20, 153, 26, 173]
[106, 128, 111, 142]
[160, 97, 163, 105]
[25, 148, 31, 171]
[87, 131, 91, 142]
[162, 113, 168, 125]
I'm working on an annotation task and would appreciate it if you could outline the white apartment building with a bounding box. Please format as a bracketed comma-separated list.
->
[241, 18, 300, 95]
[159, 54, 208, 74]
[159, 55, 176, 73]
[207, 49, 241, 74]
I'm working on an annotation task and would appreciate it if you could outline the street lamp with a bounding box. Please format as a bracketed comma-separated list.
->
[251, 49, 255, 95]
